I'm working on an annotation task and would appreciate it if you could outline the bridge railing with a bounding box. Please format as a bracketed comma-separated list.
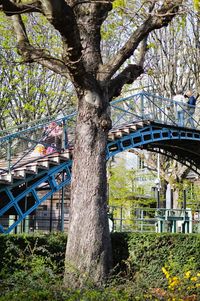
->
[0, 91, 200, 174]
[109, 206, 200, 233]
[111, 91, 200, 130]
[0, 113, 76, 174]
[1, 205, 199, 234]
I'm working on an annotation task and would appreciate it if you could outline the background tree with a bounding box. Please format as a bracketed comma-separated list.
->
[0, 0, 183, 285]
[142, 1, 200, 96]
[108, 156, 156, 207]
[0, 13, 75, 130]
[133, 0, 200, 208]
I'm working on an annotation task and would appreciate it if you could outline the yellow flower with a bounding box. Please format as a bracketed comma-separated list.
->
[172, 276, 179, 281]
[168, 285, 175, 291]
[196, 283, 200, 287]
[191, 276, 198, 281]
[162, 267, 167, 273]
[162, 267, 170, 279]
[197, 272, 200, 277]
[169, 281, 178, 288]
[184, 271, 191, 279]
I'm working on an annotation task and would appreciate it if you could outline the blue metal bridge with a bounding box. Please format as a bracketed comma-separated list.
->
[0, 91, 200, 233]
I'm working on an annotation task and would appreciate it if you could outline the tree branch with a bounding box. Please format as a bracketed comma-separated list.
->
[107, 64, 143, 100]
[98, 0, 183, 82]
[137, 1, 156, 68]
[137, 35, 148, 68]
[0, 0, 42, 15]
[38, 1, 87, 86]
[1, 1, 87, 87]
[11, 15, 70, 78]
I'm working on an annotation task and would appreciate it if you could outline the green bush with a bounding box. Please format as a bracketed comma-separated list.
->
[0, 232, 67, 275]
[111, 233, 200, 299]
[0, 232, 200, 300]
[127, 233, 200, 279]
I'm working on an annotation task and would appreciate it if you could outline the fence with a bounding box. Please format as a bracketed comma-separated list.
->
[1, 206, 200, 234]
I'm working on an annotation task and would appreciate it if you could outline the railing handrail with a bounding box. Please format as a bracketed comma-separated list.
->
[1, 91, 200, 142]
[0, 91, 200, 175]
[0, 112, 76, 143]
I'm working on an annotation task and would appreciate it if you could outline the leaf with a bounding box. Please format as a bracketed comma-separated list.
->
[193, 0, 200, 11]
[113, 0, 126, 9]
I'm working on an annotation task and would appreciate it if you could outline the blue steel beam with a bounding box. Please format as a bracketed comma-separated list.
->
[106, 124, 200, 172]
[0, 161, 72, 233]
[1, 92, 200, 233]
[1, 92, 200, 174]
[1, 123, 200, 233]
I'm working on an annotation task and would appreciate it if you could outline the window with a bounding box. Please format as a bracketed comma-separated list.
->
[56, 203, 69, 214]
[37, 205, 48, 211]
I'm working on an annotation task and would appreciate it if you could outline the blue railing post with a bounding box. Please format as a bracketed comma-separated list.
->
[140, 92, 144, 119]
[61, 171, 65, 232]
[7, 138, 12, 173]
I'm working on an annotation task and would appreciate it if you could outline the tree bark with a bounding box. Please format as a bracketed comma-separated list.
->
[65, 88, 112, 286]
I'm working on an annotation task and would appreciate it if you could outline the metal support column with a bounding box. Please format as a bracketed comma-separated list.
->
[49, 195, 53, 232]
[140, 93, 144, 119]
[7, 138, 12, 173]
[62, 119, 68, 149]
[61, 171, 65, 232]
[157, 189, 160, 209]
[170, 189, 174, 209]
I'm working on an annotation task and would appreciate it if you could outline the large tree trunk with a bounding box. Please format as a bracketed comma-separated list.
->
[65, 89, 112, 286]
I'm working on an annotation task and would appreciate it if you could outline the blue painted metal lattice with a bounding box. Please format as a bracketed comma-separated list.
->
[0, 92, 200, 233]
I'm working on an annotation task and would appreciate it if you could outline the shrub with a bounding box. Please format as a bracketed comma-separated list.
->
[0, 232, 200, 300]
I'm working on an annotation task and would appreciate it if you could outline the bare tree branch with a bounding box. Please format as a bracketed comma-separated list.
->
[98, 0, 183, 82]
[0, 0, 42, 15]
[138, 35, 148, 68]
[137, 1, 156, 68]
[5, 1, 86, 86]
[107, 64, 143, 100]
[34, 1, 86, 82]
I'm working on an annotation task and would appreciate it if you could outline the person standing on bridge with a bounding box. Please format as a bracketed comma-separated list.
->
[43, 121, 63, 152]
[184, 90, 198, 128]
[173, 91, 186, 126]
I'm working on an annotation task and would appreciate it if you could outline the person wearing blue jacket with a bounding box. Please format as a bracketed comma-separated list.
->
[184, 90, 197, 128]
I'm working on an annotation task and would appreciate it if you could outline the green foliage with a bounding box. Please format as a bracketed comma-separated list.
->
[108, 158, 136, 204]
[174, 179, 200, 209]
[113, 0, 126, 9]
[0, 233, 200, 300]
[177, 15, 186, 32]
[108, 158, 157, 232]
[0, 12, 75, 129]
[108, 157, 156, 208]
[127, 233, 200, 291]
[194, 0, 200, 11]
[147, 42, 157, 49]
[101, 1, 137, 53]
[111, 232, 130, 273]
[0, 233, 67, 301]
[0, 233, 67, 274]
